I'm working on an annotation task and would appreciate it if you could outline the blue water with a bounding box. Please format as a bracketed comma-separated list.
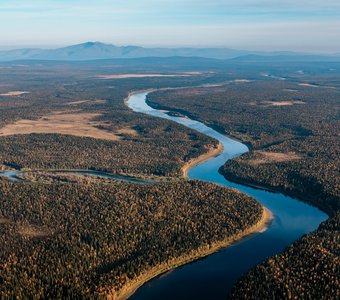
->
[127, 91, 328, 300]
[0, 170, 153, 184]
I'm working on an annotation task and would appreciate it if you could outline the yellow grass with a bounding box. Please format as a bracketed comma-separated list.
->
[182, 72, 202, 75]
[284, 89, 299, 92]
[250, 101, 305, 107]
[298, 83, 319, 88]
[0, 111, 120, 141]
[246, 151, 302, 166]
[66, 99, 107, 105]
[0, 218, 12, 224]
[116, 127, 139, 136]
[96, 74, 191, 79]
[66, 100, 90, 105]
[17, 224, 50, 238]
[234, 79, 251, 83]
[0, 91, 30, 96]
[264, 101, 305, 106]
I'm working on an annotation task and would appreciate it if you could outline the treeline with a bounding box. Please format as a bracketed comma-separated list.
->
[229, 212, 339, 300]
[221, 135, 339, 216]
[147, 76, 340, 298]
[0, 65, 218, 177]
[0, 121, 216, 177]
[0, 179, 263, 298]
[147, 79, 340, 148]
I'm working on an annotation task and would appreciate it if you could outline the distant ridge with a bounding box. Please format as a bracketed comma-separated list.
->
[230, 54, 340, 63]
[0, 42, 339, 62]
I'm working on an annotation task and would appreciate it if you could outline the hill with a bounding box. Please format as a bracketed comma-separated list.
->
[2, 42, 339, 62]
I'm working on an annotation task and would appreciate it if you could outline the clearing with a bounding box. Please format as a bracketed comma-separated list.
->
[0, 217, 12, 224]
[0, 111, 121, 141]
[66, 99, 107, 105]
[250, 101, 305, 107]
[17, 224, 50, 238]
[298, 83, 319, 88]
[0, 91, 30, 96]
[246, 151, 302, 166]
[96, 74, 192, 79]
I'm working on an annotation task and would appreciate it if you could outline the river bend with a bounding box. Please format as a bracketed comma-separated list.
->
[127, 91, 327, 300]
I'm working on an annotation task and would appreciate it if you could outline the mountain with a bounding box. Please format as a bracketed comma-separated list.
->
[0, 42, 251, 61]
[0, 42, 339, 62]
[231, 54, 340, 63]
[0, 48, 45, 61]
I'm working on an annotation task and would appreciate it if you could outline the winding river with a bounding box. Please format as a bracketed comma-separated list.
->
[0, 91, 328, 299]
[0, 170, 154, 184]
[127, 91, 328, 299]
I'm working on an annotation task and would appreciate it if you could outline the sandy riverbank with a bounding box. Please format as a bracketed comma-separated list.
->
[110, 206, 272, 300]
[182, 142, 224, 178]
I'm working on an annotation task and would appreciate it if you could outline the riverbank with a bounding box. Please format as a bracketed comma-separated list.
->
[124, 89, 156, 105]
[220, 170, 332, 217]
[182, 143, 224, 178]
[112, 206, 272, 300]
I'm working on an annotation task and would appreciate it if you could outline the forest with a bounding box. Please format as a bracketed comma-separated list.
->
[0, 60, 338, 299]
[0, 178, 263, 298]
[147, 70, 339, 299]
[229, 212, 339, 300]
[0, 63, 218, 177]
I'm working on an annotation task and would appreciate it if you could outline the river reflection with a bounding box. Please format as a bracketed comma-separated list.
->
[127, 91, 327, 300]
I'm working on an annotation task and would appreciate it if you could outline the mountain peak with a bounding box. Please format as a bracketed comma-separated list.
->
[83, 41, 97, 47]
[74, 41, 112, 48]
[1, 42, 339, 62]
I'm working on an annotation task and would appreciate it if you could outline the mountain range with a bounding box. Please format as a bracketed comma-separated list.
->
[0, 42, 339, 62]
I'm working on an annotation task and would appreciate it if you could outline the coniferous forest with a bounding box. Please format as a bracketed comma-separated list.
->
[0, 60, 339, 299]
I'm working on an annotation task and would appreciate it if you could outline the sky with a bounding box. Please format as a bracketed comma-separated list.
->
[0, 0, 340, 53]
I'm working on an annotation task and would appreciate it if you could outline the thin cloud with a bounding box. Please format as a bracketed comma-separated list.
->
[0, 0, 339, 52]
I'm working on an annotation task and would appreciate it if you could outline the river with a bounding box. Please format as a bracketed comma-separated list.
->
[0, 170, 154, 184]
[0, 91, 328, 299]
[127, 91, 328, 300]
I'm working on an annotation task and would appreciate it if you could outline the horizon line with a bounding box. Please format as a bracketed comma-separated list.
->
[0, 41, 339, 55]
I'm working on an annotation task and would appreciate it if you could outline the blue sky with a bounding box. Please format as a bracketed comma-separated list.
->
[1, 0, 340, 52]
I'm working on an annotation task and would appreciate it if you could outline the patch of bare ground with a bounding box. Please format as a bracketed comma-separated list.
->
[182, 143, 223, 178]
[0, 91, 30, 96]
[66, 99, 107, 105]
[246, 151, 303, 166]
[0, 111, 120, 141]
[0, 217, 12, 224]
[250, 101, 305, 107]
[298, 83, 319, 88]
[17, 224, 50, 238]
[182, 71, 202, 75]
[96, 74, 191, 79]
[116, 127, 139, 136]
[233, 79, 252, 83]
